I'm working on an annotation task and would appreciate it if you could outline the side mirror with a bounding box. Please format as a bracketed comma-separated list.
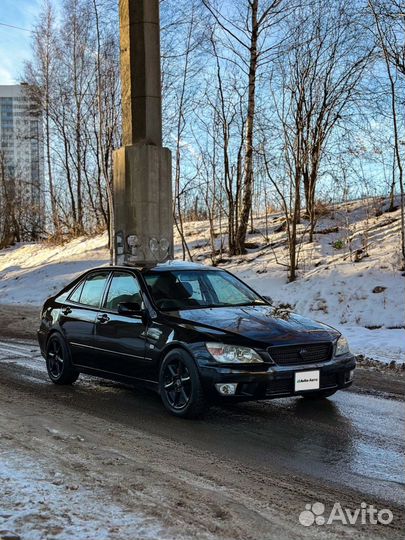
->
[118, 301, 142, 316]
[262, 295, 273, 304]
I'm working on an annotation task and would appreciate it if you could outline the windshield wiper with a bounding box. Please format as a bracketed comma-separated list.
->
[236, 301, 267, 307]
[195, 301, 267, 308]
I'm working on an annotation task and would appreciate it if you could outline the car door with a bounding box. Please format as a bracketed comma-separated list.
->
[59, 270, 111, 369]
[93, 271, 147, 379]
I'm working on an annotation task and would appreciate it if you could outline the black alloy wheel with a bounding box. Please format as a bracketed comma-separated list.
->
[47, 338, 64, 378]
[159, 349, 207, 418]
[46, 334, 79, 385]
[163, 358, 192, 410]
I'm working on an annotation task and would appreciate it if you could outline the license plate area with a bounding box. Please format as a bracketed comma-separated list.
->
[294, 370, 320, 392]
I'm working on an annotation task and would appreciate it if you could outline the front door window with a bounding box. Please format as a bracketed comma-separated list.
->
[104, 272, 142, 311]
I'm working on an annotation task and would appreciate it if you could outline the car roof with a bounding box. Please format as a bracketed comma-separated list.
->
[141, 260, 222, 273]
[88, 261, 222, 274]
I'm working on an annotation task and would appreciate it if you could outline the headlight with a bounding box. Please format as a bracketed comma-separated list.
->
[335, 335, 350, 356]
[206, 343, 263, 363]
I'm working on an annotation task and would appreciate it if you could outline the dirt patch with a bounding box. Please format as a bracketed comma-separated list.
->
[351, 366, 405, 401]
[0, 304, 39, 339]
[355, 354, 405, 373]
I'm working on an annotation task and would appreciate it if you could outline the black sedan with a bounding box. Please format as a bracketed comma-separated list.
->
[38, 262, 355, 418]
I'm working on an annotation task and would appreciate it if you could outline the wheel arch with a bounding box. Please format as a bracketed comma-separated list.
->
[157, 341, 197, 372]
[46, 328, 65, 347]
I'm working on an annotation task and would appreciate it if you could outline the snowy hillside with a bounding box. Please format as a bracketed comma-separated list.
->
[187, 199, 403, 329]
[0, 197, 403, 363]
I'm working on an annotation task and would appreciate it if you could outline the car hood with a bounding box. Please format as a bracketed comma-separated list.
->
[164, 305, 339, 346]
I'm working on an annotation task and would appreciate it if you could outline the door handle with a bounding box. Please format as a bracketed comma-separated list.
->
[97, 313, 110, 323]
[62, 306, 72, 315]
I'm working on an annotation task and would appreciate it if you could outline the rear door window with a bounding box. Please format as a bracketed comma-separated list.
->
[76, 272, 109, 308]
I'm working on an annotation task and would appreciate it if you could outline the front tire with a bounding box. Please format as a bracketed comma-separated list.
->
[159, 349, 207, 418]
[301, 388, 338, 400]
[46, 334, 79, 385]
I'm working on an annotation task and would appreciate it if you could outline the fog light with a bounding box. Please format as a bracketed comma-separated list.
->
[215, 383, 237, 396]
[349, 369, 354, 381]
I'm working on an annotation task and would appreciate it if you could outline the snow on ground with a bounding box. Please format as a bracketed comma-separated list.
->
[0, 450, 163, 540]
[0, 197, 403, 363]
[342, 327, 405, 364]
[0, 234, 109, 305]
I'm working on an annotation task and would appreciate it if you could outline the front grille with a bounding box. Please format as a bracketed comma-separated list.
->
[267, 342, 333, 366]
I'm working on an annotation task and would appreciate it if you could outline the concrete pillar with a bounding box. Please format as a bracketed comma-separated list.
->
[114, 0, 173, 266]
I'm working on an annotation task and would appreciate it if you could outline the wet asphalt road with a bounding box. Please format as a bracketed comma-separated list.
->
[0, 339, 404, 510]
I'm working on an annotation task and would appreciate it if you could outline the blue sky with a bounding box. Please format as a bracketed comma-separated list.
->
[0, 0, 42, 84]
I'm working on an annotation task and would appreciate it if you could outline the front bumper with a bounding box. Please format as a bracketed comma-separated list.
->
[197, 354, 356, 400]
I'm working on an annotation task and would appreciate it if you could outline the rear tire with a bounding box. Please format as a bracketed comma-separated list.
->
[302, 388, 337, 400]
[159, 349, 207, 418]
[46, 334, 79, 385]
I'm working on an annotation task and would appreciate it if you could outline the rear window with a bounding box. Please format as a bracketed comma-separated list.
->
[69, 281, 84, 303]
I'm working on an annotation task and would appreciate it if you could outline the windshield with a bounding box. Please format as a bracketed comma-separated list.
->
[143, 269, 267, 311]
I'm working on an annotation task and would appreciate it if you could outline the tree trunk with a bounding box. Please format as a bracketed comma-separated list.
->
[288, 168, 301, 282]
[235, 0, 259, 254]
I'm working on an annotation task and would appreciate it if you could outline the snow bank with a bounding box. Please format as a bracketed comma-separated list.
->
[0, 198, 403, 363]
[0, 234, 109, 305]
[343, 327, 405, 365]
